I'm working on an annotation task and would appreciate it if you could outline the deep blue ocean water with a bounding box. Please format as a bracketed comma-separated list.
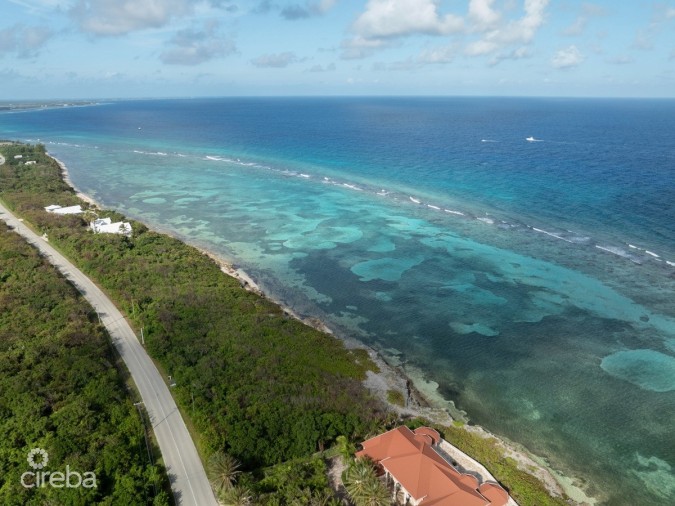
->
[1, 98, 674, 505]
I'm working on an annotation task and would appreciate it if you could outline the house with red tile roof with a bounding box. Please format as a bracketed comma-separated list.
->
[356, 426, 509, 506]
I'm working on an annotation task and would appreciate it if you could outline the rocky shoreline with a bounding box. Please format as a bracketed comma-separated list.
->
[52, 150, 597, 506]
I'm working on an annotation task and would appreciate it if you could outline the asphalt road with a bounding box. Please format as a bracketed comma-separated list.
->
[0, 198, 217, 506]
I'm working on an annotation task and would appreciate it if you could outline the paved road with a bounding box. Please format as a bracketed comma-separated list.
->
[0, 199, 217, 506]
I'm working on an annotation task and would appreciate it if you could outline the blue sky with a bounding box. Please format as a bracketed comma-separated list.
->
[1, 0, 674, 98]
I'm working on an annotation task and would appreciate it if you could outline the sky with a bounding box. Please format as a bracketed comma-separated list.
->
[1, 0, 674, 99]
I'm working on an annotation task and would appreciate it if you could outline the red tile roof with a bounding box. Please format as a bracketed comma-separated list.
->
[356, 426, 508, 506]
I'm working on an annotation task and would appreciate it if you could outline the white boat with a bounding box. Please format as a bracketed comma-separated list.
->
[526, 136, 536, 142]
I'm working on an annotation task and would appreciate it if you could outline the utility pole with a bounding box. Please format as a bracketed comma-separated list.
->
[140, 327, 144, 345]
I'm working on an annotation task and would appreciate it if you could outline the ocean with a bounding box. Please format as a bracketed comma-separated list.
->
[1, 97, 674, 505]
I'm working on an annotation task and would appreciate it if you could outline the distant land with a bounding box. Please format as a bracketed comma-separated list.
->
[0, 100, 100, 112]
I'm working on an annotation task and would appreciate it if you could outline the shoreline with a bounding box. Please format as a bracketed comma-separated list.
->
[53, 156, 102, 208]
[53, 151, 596, 505]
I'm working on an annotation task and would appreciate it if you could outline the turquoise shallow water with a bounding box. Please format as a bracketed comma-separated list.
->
[1, 98, 674, 504]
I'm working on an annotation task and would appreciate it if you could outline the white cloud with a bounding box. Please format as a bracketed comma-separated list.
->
[70, 0, 193, 36]
[344, 0, 549, 60]
[8, 0, 74, 14]
[465, 39, 498, 56]
[308, 62, 336, 72]
[160, 21, 236, 65]
[551, 45, 584, 69]
[251, 51, 299, 67]
[0, 24, 53, 58]
[632, 29, 653, 50]
[352, 0, 463, 39]
[468, 0, 501, 31]
[489, 45, 532, 66]
[340, 36, 390, 60]
[281, 0, 338, 19]
[631, 3, 675, 51]
[489, 0, 549, 45]
[417, 44, 457, 64]
[563, 3, 606, 37]
[465, 0, 549, 58]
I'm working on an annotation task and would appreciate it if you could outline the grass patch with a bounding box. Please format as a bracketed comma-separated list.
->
[386, 389, 406, 407]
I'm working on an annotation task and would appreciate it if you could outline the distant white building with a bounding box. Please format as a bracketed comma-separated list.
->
[14, 155, 22, 159]
[90, 217, 132, 236]
[25, 160, 37, 165]
[45, 204, 83, 215]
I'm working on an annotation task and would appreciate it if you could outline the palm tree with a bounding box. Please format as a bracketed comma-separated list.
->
[207, 451, 241, 494]
[336, 435, 356, 461]
[343, 457, 377, 506]
[309, 490, 342, 506]
[221, 485, 254, 506]
[360, 477, 391, 506]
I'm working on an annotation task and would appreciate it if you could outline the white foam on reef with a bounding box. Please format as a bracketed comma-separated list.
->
[43, 140, 84, 148]
[116, 145, 673, 278]
[595, 245, 632, 258]
[532, 227, 574, 244]
[622, 244, 667, 263]
[134, 149, 168, 156]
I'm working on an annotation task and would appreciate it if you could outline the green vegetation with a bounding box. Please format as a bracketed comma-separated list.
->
[207, 451, 242, 496]
[242, 454, 338, 505]
[0, 142, 571, 505]
[343, 457, 389, 506]
[386, 389, 405, 407]
[404, 419, 570, 506]
[0, 143, 383, 485]
[0, 221, 170, 505]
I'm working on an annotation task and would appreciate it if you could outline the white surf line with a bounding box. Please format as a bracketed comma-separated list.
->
[532, 227, 575, 244]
